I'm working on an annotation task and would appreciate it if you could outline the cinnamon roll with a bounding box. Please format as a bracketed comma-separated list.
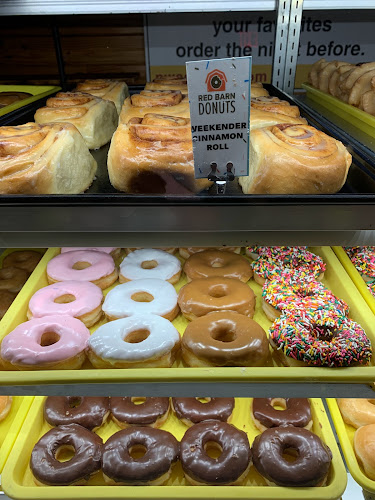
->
[239, 123, 352, 194]
[251, 87, 269, 98]
[34, 91, 118, 149]
[145, 74, 188, 94]
[251, 96, 301, 118]
[74, 79, 129, 114]
[108, 113, 212, 194]
[0, 122, 97, 194]
[360, 77, 375, 115]
[119, 90, 190, 124]
[308, 58, 329, 88]
[250, 108, 307, 130]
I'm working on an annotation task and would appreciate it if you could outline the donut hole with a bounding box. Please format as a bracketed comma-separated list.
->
[270, 398, 287, 411]
[40, 331, 60, 347]
[131, 292, 154, 303]
[204, 441, 223, 459]
[129, 444, 147, 459]
[211, 325, 236, 343]
[210, 259, 225, 268]
[208, 285, 227, 298]
[68, 397, 82, 408]
[131, 397, 146, 405]
[124, 329, 150, 344]
[282, 446, 299, 463]
[54, 294, 76, 304]
[312, 324, 335, 341]
[72, 261, 91, 270]
[141, 260, 158, 270]
[55, 445, 75, 463]
[196, 397, 211, 404]
[296, 288, 314, 298]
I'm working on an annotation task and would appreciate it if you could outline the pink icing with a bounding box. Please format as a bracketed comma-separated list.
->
[61, 248, 117, 254]
[28, 281, 103, 319]
[1, 315, 90, 366]
[47, 250, 115, 282]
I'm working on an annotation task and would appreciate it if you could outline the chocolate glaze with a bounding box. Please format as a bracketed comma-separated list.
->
[30, 423, 103, 486]
[252, 398, 312, 428]
[251, 427, 332, 487]
[44, 397, 110, 430]
[110, 397, 170, 426]
[172, 397, 234, 424]
[180, 420, 251, 484]
[102, 427, 179, 484]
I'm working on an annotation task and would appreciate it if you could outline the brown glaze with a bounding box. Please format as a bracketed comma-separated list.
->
[178, 277, 256, 319]
[252, 398, 312, 428]
[172, 397, 234, 424]
[0, 290, 16, 318]
[181, 311, 269, 366]
[251, 427, 332, 487]
[180, 420, 251, 485]
[102, 427, 179, 484]
[184, 250, 252, 282]
[3, 250, 42, 274]
[110, 397, 170, 426]
[30, 423, 102, 485]
[0, 266, 29, 292]
[44, 397, 110, 430]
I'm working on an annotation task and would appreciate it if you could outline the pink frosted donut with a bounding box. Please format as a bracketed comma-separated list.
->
[61, 248, 121, 259]
[1, 315, 90, 370]
[47, 250, 118, 290]
[27, 281, 103, 328]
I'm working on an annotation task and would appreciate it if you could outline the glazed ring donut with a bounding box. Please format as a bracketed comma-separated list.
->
[1, 315, 90, 370]
[338, 399, 375, 428]
[3, 250, 42, 274]
[269, 307, 372, 367]
[252, 427, 332, 487]
[110, 397, 170, 428]
[181, 311, 269, 366]
[102, 279, 179, 321]
[251, 398, 312, 432]
[179, 247, 241, 259]
[30, 423, 103, 486]
[262, 270, 349, 321]
[27, 281, 104, 327]
[102, 427, 179, 485]
[172, 397, 234, 426]
[119, 249, 181, 284]
[126, 248, 176, 254]
[246, 245, 307, 261]
[47, 250, 118, 290]
[352, 251, 375, 282]
[178, 277, 256, 321]
[354, 424, 375, 480]
[88, 314, 180, 368]
[180, 420, 252, 485]
[61, 247, 121, 259]
[0, 266, 29, 293]
[44, 397, 110, 430]
[0, 291, 16, 319]
[183, 250, 252, 282]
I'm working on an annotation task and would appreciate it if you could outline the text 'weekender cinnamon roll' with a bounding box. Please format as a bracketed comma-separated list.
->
[108, 113, 212, 194]
[119, 90, 190, 124]
[239, 124, 352, 194]
[0, 123, 97, 194]
[74, 79, 128, 114]
[34, 91, 118, 149]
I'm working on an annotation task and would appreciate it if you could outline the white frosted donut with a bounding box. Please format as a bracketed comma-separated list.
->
[119, 249, 181, 284]
[88, 315, 180, 368]
[102, 279, 179, 321]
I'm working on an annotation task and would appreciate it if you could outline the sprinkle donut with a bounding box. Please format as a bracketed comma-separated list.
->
[269, 307, 372, 367]
[119, 249, 181, 284]
[352, 251, 375, 282]
[102, 278, 179, 321]
[27, 281, 104, 327]
[246, 245, 307, 261]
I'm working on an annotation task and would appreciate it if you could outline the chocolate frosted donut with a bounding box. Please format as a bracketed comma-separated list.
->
[172, 397, 234, 426]
[30, 423, 102, 486]
[44, 396, 110, 430]
[252, 427, 332, 487]
[180, 420, 252, 485]
[110, 397, 170, 428]
[252, 398, 312, 431]
[102, 427, 179, 485]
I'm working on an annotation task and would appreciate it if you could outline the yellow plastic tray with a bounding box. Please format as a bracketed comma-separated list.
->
[2, 397, 346, 500]
[333, 246, 375, 316]
[327, 397, 375, 494]
[0, 85, 61, 118]
[302, 83, 375, 138]
[1, 246, 375, 385]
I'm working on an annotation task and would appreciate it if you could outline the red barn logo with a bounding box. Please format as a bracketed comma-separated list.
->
[205, 69, 227, 92]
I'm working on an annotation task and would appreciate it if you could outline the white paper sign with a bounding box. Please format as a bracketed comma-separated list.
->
[186, 57, 251, 179]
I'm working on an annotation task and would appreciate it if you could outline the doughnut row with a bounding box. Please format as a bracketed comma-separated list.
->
[31, 396, 332, 488]
[344, 246, 375, 297]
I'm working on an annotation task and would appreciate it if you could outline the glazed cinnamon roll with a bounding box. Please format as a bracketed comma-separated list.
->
[251, 87, 269, 97]
[108, 113, 212, 194]
[145, 74, 188, 94]
[239, 124, 352, 194]
[0, 122, 96, 194]
[250, 108, 307, 130]
[251, 96, 301, 118]
[74, 79, 128, 114]
[34, 91, 118, 149]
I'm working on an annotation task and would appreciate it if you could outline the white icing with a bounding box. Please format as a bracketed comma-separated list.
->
[88, 314, 180, 362]
[120, 249, 181, 281]
[102, 279, 177, 319]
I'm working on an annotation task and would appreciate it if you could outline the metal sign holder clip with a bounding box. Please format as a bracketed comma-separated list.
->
[208, 162, 235, 194]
